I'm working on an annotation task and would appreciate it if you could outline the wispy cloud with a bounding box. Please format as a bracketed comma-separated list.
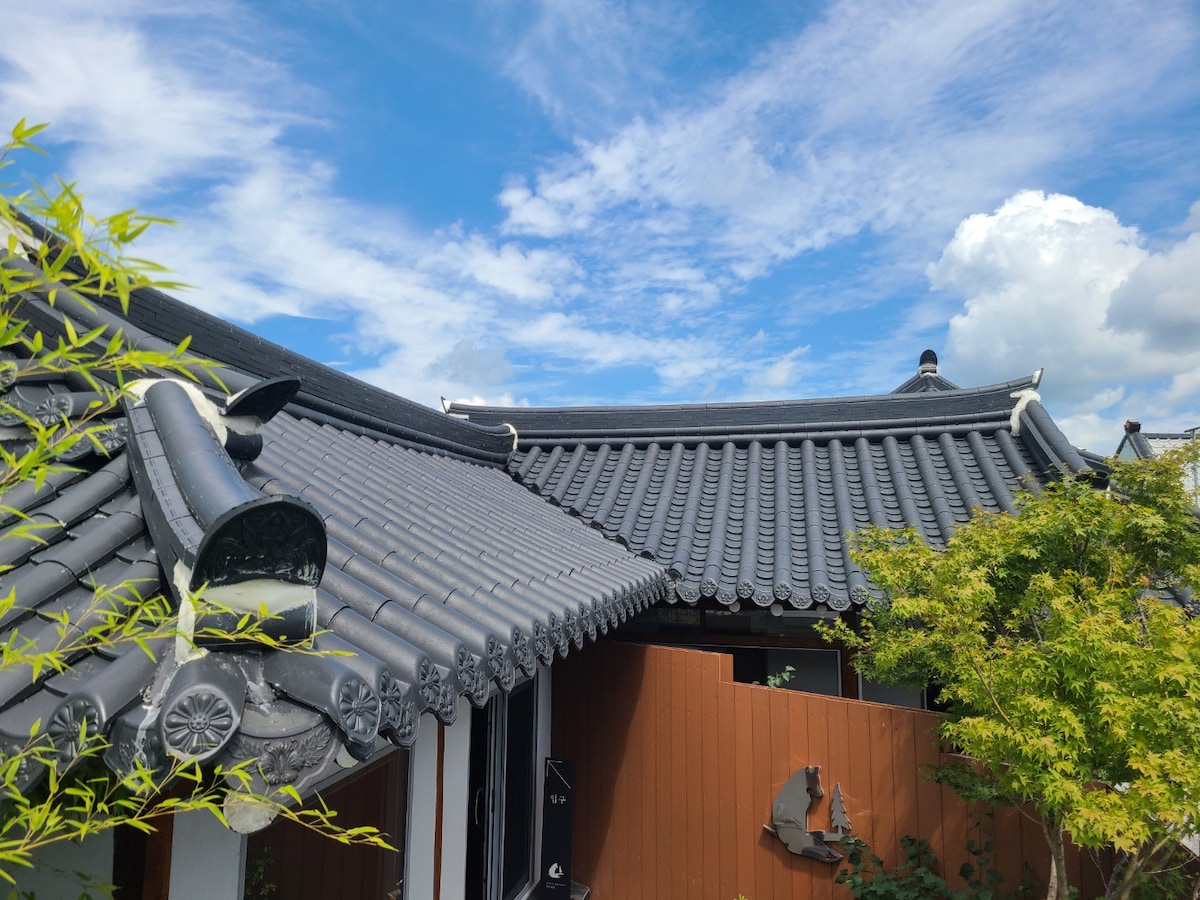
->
[496, 0, 700, 131]
[0, 0, 1195, 438]
[0, 2, 550, 404]
[502, 0, 1196, 270]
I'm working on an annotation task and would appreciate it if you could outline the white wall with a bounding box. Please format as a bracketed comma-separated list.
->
[406, 716, 440, 899]
[168, 808, 246, 900]
[439, 696, 473, 900]
[15, 831, 114, 899]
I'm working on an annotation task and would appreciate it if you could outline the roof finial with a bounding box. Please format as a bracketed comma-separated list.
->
[918, 349, 938, 375]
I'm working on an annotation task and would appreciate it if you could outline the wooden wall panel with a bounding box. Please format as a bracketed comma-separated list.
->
[245, 749, 406, 900]
[553, 641, 1110, 900]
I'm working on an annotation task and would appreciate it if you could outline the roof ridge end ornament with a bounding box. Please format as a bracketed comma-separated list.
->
[125, 379, 325, 658]
[221, 376, 301, 422]
[131, 375, 301, 461]
[0, 217, 40, 261]
[1009, 387, 1042, 436]
[918, 348, 938, 375]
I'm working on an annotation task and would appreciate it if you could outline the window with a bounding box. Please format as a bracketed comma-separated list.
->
[466, 678, 538, 900]
[859, 674, 926, 709]
[766, 648, 842, 696]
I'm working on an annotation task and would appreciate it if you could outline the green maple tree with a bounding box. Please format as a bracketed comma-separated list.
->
[826, 446, 1200, 900]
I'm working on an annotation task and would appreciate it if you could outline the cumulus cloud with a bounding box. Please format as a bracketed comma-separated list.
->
[1107, 233, 1200, 351]
[499, 0, 1196, 275]
[0, 0, 1195, 419]
[934, 190, 1200, 451]
[487, 0, 1200, 410]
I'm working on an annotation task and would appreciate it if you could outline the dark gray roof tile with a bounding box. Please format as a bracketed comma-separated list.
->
[0, 226, 665, 803]
[454, 366, 1102, 610]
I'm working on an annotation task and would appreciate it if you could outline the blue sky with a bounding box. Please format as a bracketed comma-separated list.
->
[1, 1, 1198, 452]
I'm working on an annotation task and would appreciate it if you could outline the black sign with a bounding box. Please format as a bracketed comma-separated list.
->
[538, 758, 574, 897]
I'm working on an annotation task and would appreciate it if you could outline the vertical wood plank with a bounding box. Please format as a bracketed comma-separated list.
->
[593, 645, 612, 893]
[770, 688, 799, 900]
[912, 711, 946, 871]
[806, 695, 834, 900]
[718, 651, 733, 683]
[822, 697, 853, 900]
[700, 654, 722, 897]
[684, 652, 704, 897]
[639, 646, 659, 898]
[988, 803, 1023, 888]
[576, 649, 597, 892]
[750, 688, 774, 900]
[1078, 846, 1111, 900]
[867, 704, 898, 865]
[717, 681, 738, 900]
[845, 701, 874, 853]
[1063, 831, 1085, 898]
[676, 657, 696, 900]
[609, 646, 629, 900]
[733, 682, 757, 900]
[140, 816, 173, 900]
[1021, 804, 1049, 897]
[889, 708, 919, 869]
[938, 765, 972, 886]
[656, 647, 675, 900]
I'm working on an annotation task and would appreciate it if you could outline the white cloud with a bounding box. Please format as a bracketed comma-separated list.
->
[1107, 233, 1200, 351]
[742, 346, 812, 394]
[936, 191, 1149, 397]
[0, 2, 300, 209]
[0, 2, 545, 405]
[933, 190, 1200, 452]
[512, 312, 728, 387]
[499, 0, 1197, 278]
[497, 0, 697, 130]
[0, 0, 1195, 420]
[432, 234, 580, 304]
[450, 392, 530, 409]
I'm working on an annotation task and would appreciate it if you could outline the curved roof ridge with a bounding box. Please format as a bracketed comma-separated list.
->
[447, 372, 1042, 441]
[106, 283, 515, 464]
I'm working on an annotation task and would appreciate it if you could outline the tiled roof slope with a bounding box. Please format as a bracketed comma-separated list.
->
[448, 355, 1106, 610]
[0, 253, 666, 812]
[1117, 421, 1200, 502]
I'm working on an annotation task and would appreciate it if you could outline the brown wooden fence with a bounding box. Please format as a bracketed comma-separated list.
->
[244, 748, 408, 900]
[551, 641, 1111, 900]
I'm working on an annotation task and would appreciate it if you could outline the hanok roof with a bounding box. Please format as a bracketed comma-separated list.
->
[0, 242, 666, 811]
[1116, 419, 1200, 502]
[447, 352, 1107, 610]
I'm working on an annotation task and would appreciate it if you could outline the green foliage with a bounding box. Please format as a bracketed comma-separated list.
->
[766, 664, 796, 688]
[244, 847, 278, 900]
[835, 832, 1018, 900]
[824, 448, 1200, 898]
[0, 124, 389, 889]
